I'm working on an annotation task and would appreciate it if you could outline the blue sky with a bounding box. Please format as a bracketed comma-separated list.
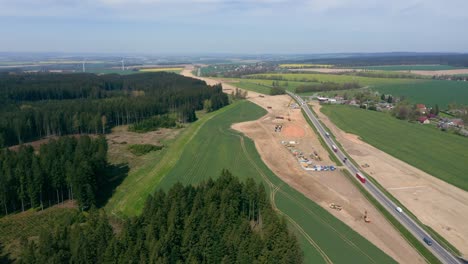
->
[0, 0, 467, 54]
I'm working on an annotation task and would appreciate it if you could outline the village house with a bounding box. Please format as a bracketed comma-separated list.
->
[416, 104, 427, 114]
[418, 116, 430, 124]
[451, 118, 464, 128]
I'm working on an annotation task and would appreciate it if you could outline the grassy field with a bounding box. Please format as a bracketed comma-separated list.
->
[248, 72, 417, 87]
[279, 64, 334, 68]
[159, 100, 395, 263]
[321, 105, 468, 192]
[223, 78, 321, 94]
[227, 80, 273, 94]
[352, 65, 461, 71]
[104, 106, 236, 216]
[373, 80, 468, 108]
[139, 67, 183, 73]
[86, 69, 141, 75]
[247, 73, 468, 108]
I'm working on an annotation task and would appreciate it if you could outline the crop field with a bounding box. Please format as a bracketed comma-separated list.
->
[104, 106, 236, 216]
[224, 78, 321, 94]
[248, 73, 416, 87]
[86, 69, 141, 75]
[159, 100, 395, 263]
[279, 64, 334, 68]
[247, 73, 468, 107]
[139, 67, 183, 73]
[353, 65, 462, 71]
[321, 105, 468, 192]
[373, 80, 468, 108]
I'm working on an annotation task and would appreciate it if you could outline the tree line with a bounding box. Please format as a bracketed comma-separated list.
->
[18, 170, 303, 264]
[0, 136, 108, 215]
[0, 72, 229, 147]
[295, 82, 361, 93]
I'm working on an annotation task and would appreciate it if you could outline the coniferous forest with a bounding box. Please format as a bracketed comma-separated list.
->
[18, 171, 303, 264]
[0, 136, 108, 215]
[0, 72, 229, 147]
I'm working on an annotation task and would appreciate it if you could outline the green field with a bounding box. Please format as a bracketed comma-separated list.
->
[352, 65, 461, 71]
[248, 73, 413, 87]
[86, 69, 141, 75]
[227, 80, 273, 94]
[373, 80, 468, 108]
[104, 106, 235, 216]
[247, 73, 468, 107]
[159, 100, 395, 263]
[321, 105, 468, 192]
[224, 78, 321, 95]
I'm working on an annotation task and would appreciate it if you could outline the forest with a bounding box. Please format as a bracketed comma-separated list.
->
[0, 136, 108, 215]
[0, 72, 229, 147]
[17, 170, 303, 264]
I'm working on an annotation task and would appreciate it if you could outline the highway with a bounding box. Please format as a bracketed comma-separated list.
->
[287, 91, 462, 264]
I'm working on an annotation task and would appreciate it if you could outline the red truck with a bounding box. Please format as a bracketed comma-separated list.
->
[332, 145, 338, 153]
[356, 172, 366, 184]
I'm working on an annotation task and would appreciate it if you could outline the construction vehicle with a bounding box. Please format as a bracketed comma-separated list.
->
[329, 203, 342, 211]
[364, 210, 371, 223]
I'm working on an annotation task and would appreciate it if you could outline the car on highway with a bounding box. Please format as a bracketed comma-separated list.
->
[423, 237, 433, 246]
[325, 132, 330, 137]
[396, 207, 403, 213]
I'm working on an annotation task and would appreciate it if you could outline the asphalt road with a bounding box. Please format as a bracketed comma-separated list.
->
[287, 91, 462, 264]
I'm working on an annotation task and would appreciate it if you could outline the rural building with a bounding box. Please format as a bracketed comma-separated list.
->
[451, 119, 464, 128]
[418, 116, 430, 124]
[416, 104, 427, 114]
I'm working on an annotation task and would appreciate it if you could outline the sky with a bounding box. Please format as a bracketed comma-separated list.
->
[0, 0, 467, 54]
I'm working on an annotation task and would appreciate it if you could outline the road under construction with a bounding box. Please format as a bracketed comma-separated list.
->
[287, 91, 463, 264]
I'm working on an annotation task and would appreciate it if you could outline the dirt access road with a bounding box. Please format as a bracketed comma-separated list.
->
[312, 101, 468, 258]
[182, 66, 424, 263]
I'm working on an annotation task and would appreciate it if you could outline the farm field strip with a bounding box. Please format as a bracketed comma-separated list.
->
[351, 65, 463, 71]
[247, 72, 417, 87]
[159, 100, 396, 263]
[139, 67, 183, 73]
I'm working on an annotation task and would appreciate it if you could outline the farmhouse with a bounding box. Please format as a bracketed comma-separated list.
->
[451, 118, 464, 128]
[418, 116, 430, 124]
[416, 104, 427, 114]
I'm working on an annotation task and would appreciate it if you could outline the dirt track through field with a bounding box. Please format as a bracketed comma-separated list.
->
[182, 66, 425, 263]
[313, 101, 468, 258]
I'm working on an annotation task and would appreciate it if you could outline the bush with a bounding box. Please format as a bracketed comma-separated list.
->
[128, 144, 163, 156]
[270, 87, 286, 95]
[129, 115, 176, 133]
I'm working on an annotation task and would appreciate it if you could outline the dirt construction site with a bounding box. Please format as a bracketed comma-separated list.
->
[312, 101, 468, 258]
[181, 66, 424, 263]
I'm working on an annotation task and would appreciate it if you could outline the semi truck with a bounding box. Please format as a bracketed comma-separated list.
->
[355, 172, 366, 184]
[332, 145, 338, 152]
